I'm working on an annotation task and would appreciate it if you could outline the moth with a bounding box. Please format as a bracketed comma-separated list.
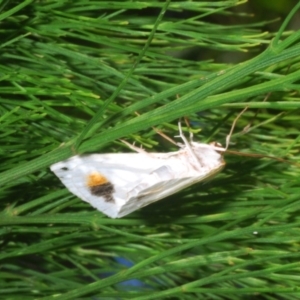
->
[50, 122, 226, 218]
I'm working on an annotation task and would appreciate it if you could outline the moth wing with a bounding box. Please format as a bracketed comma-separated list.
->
[51, 146, 224, 218]
[117, 163, 224, 217]
[50, 154, 168, 218]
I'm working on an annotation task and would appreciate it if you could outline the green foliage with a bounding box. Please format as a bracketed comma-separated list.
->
[1, 1, 300, 299]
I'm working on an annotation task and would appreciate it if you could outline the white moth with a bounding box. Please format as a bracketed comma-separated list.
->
[50, 122, 226, 218]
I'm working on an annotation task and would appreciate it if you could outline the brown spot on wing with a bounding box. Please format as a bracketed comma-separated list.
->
[86, 172, 115, 203]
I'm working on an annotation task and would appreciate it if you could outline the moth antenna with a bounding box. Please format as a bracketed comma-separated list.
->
[225, 106, 248, 150]
[224, 101, 298, 166]
[243, 92, 272, 133]
[225, 150, 300, 167]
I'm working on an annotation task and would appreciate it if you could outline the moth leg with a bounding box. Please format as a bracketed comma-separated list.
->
[152, 126, 182, 147]
[134, 111, 184, 147]
[177, 121, 203, 168]
[183, 116, 194, 142]
[120, 139, 148, 153]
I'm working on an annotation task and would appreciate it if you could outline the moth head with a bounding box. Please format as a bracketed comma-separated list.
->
[209, 142, 225, 153]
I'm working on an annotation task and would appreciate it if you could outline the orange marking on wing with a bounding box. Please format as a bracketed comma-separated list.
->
[87, 172, 108, 187]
